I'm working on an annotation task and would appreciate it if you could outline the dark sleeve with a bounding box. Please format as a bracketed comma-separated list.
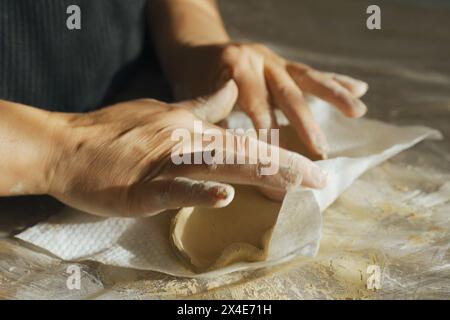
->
[0, 0, 147, 112]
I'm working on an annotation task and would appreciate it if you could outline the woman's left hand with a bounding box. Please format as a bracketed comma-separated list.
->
[171, 42, 369, 159]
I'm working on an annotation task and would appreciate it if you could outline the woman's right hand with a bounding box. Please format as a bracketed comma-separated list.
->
[46, 81, 328, 217]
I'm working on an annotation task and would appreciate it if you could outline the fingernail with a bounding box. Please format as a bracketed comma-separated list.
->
[311, 165, 328, 188]
[211, 186, 229, 200]
[208, 184, 235, 208]
[356, 81, 369, 96]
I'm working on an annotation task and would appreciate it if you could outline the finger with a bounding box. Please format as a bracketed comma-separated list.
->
[128, 177, 235, 217]
[287, 64, 368, 118]
[230, 47, 276, 129]
[176, 80, 238, 123]
[259, 186, 286, 202]
[233, 55, 278, 132]
[265, 66, 329, 159]
[328, 73, 369, 98]
[163, 130, 328, 190]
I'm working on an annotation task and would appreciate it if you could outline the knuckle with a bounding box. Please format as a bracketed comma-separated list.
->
[277, 83, 302, 102]
[221, 44, 243, 62]
[287, 64, 313, 79]
[221, 44, 252, 69]
[276, 83, 291, 97]
[252, 43, 283, 63]
[281, 152, 304, 186]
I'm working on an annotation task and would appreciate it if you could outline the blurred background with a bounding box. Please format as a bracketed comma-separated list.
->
[1, 0, 449, 299]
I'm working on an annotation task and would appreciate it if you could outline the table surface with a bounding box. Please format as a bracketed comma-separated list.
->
[1, 0, 449, 299]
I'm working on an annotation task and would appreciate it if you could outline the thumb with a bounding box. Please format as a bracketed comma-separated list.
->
[177, 80, 238, 123]
[128, 177, 235, 217]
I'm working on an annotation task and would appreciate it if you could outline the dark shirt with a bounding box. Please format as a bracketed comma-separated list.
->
[0, 0, 149, 112]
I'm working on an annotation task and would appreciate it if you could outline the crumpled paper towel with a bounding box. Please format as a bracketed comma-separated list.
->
[16, 98, 442, 277]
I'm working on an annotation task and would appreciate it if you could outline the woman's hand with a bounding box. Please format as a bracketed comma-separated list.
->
[148, 0, 368, 158]
[170, 42, 369, 159]
[44, 82, 327, 217]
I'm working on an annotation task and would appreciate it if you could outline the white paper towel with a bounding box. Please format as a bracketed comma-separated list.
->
[16, 98, 442, 277]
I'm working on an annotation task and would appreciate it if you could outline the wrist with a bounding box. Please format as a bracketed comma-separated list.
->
[149, 0, 230, 87]
[41, 111, 79, 197]
[0, 100, 70, 196]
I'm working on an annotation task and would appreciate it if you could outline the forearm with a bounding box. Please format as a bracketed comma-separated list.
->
[0, 100, 63, 196]
[147, 0, 230, 83]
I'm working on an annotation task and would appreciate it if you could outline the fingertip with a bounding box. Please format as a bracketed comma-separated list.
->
[210, 183, 235, 208]
[353, 81, 369, 98]
[349, 99, 368, 118]
[310, 131, 330, 160]
[219, 79, 239, 108]
[333, 74, 369, 98]
[201, 182, 235, 208]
